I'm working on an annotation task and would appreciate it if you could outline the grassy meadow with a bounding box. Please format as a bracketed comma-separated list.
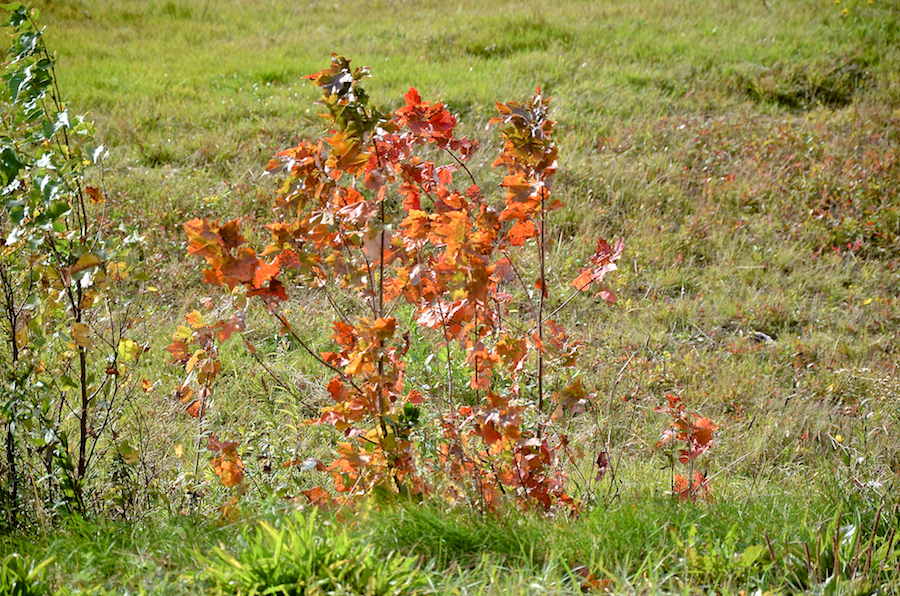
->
[3, 0, 900, 592]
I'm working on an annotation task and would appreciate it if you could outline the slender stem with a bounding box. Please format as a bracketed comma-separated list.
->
[245, 346, 318, 414]
[266, 306, 361, 390]
[378, 199, 386, 318]
[473, 299, 479, 398]
[193, 380, 209, 478]
[765, 530, 782, 579]
[323, 286, 352, 326]
[442, 148, 478, 188]
[0, 264, 19, 363]
[436, 305, 454, 409]
[1, 262, 21, 518]
[76, 347, 88, 482]
[32, 17, 89, 240]
[500, 249, 537, 316]
[805, 542, 816, 585]
[881, 508, 897, 575]
[536, 188, 546, 431]
[5, 418, 16, 524]
[863, 503, 883, 578]
[374, 198, 394, 482]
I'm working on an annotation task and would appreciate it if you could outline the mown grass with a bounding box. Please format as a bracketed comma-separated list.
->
[3, 0, 900, 592]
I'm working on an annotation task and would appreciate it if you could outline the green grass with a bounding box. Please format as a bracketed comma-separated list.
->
[3, 0, 900, 592]
[2, 493, 896, 594]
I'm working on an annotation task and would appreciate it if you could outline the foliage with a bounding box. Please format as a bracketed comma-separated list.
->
[654, 393, 717, 501]
[201, 509, 425, 596]
[183, 54, 622, 512]
[0, 2, 146, 524]
[780, 503, 900, 593]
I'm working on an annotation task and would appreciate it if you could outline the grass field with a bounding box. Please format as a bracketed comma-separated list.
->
[3, 0, 900, 593]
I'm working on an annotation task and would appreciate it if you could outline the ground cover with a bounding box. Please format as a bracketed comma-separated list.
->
[2, 0, 900, 593]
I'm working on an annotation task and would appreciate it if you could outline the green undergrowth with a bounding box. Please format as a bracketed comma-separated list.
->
[2, 492, 898, 594]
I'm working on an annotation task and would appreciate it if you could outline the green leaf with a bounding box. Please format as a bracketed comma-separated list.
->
[117, 440, 140, 464]
[87, 144, 107, 163]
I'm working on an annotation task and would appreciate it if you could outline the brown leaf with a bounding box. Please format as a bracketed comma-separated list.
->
[85, 186, 105, 205]
[71, 322, 91, 348]
[596, 451, 609, 481]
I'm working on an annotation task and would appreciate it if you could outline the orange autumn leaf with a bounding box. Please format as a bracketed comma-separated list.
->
[165, 340, 191, 364]
[301, 486, 335, 508]
[217, 219, 247, 249]
[507, 219, 537, 246]
[211, 455, 244, 487]
[208, 436, 244, 487]
[184, 219, 224, 262]
[85, 186, 104, 205]
[673, 471, 711, 502]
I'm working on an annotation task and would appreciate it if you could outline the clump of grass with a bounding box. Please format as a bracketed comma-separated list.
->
[199, 509, 426, 595]
[0, 553, 54, 596]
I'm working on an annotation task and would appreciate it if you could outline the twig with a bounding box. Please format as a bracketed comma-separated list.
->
[442, 147, 478, 188]
[244, 344, 319, 414]
[266, 305, 361, 391]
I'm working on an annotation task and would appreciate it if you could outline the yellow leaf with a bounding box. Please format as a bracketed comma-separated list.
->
[71, 322, 92, 348]
[72, 254, 101, 274]
[174, 443, 184, 458]
[15, 328, 28, 349]
[79, 289, 99, 309]
[106, 261, 129, 281]
[118, 339, 142, 362]
[185, 349, 205, 374]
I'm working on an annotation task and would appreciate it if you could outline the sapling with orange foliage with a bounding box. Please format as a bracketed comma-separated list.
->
[182, 55, 622, 511]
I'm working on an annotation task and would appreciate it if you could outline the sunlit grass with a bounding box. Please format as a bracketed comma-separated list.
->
[4, 0, 900, 592]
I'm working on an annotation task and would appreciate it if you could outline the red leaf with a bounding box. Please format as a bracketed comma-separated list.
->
[301, 486, 334, 507]
[673, 471, 711, 501]
[247, 279, 289, 302]
[692, 417, 718, 449]
[507, 219, 537, 246]
[596, 451, 609, 481]
[404, 86, 421, 106]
